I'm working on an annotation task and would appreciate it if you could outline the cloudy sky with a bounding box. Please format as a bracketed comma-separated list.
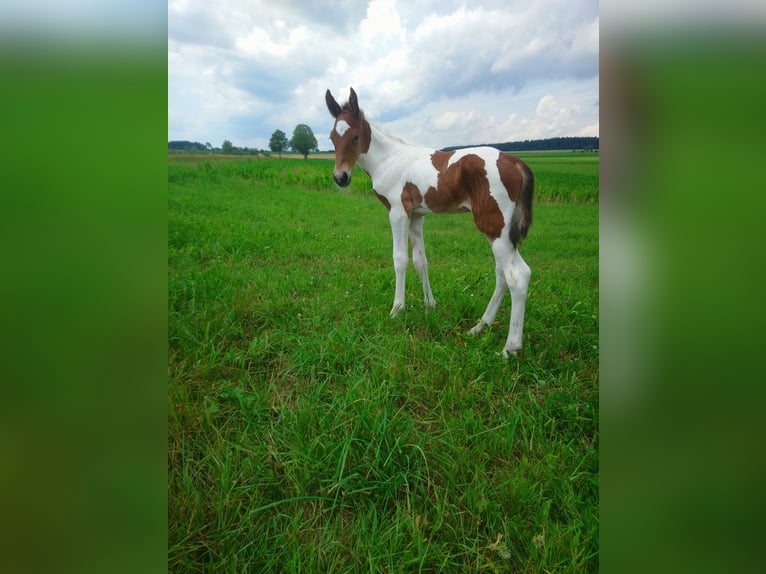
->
[168, 0, 599, 151]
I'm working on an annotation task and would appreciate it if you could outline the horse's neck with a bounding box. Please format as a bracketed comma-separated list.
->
[359, 120, 423, 178]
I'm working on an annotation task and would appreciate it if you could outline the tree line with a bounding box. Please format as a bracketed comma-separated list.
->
[170, 131, 598, 157]
[168, 124, 320, 159]
[442, 136, 599, 153]
[167, 140, 267, 155]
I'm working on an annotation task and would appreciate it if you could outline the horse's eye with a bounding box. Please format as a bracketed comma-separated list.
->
[353, 135, 359, 143]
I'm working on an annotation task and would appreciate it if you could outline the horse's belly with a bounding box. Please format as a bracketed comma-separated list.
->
[421, 196, 472, 215]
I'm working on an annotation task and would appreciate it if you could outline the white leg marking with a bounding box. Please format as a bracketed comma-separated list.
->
[502, 247, 531, 358]
[470, 238, 530, 358]
[389, 211, 409, 316]
[408, 216, 435, 308]
[469, 262, 508, 335]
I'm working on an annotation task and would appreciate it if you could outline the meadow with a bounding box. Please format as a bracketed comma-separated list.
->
[168, 152, 598, 572]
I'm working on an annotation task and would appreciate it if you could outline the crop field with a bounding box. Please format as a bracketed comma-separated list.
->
[168, 152, 598, 572]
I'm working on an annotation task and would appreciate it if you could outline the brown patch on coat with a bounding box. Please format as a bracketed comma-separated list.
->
[430, 150, 455, 173]
[467, 159, 504, 241]
[360, 117, 371, 154]
[423, 151, 469, 213]
[425, 151, 505, 241]
[374, 190, 391, 211]
[401, 182, 424, 216]
[497, 155, 523, 203]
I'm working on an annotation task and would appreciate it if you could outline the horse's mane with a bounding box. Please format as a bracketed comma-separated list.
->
[339, 101, 414, 147]
[367, 117, 413, 147]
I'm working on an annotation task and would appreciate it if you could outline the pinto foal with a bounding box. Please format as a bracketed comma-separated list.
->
[326, 88, 534, 357]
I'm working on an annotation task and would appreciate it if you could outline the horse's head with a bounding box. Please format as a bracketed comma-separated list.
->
[325, 87, 369, 187]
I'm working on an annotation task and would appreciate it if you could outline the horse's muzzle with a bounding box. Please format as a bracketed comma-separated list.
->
[333, 171, 351, 187]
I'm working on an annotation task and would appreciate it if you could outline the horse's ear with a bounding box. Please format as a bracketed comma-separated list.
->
[348, 87, 359, 117]
[326, 89, 342, 118]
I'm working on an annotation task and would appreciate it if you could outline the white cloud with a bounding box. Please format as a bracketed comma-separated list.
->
[360, 0, 404, 39]
[168, 0, 599, 150]
[536, 95, 559, 118]
[432, 110, 480, 131]
[578, 122, 600, 137]
[571, 17, 599, 59]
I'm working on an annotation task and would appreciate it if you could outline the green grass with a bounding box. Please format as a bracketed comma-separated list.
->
[516, 152, 599, 203]
[168, 155, 598, 572]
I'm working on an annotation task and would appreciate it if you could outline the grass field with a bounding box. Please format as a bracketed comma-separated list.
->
[168, 153, 598, 572]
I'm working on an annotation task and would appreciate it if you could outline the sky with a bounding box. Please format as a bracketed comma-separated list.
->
[168, 0, 599, 151]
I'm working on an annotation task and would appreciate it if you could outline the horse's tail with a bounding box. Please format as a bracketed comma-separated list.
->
[509, 160, 534, 247]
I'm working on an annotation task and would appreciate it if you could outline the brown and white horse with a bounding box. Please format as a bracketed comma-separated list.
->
[326, 88, 534, 357]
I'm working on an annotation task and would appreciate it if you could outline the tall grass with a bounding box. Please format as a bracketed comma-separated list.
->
[168, 152, 598, 203]
[169, 154, 598, 572]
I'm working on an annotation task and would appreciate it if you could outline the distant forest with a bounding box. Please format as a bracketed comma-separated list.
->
[168, 140, 261, 155]
[168, 140, 211, 151]
[169, 136, 599, 154]
[442, 136, 599, 152]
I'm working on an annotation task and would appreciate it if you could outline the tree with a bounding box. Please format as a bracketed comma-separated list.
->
[269, 129, 288, 158]
[168, 140, 207, 152]
[222, 140, 234, 154]
[289, 124, 318, 159]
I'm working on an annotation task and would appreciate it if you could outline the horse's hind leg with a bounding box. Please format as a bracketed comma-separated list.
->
[471, 237, 530, 357]
[469, 262, 507, 336]
[502, 246, 531, 357]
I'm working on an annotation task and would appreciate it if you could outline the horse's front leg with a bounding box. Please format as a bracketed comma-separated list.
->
[389, 211, 409, 316]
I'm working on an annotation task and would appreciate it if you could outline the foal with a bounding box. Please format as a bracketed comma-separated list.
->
[326, 88, 534, 357]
